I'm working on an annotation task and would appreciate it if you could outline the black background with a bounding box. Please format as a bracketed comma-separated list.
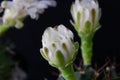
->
[1, 0, 120, 80]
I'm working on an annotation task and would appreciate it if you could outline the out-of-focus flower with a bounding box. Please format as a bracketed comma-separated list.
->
[40, 25, 79, 68]
[0, 0, 56, 29]
[11, 63, 27, 80]
[71, 0, 101, 34]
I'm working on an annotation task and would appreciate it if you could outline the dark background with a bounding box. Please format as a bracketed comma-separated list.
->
[1, 0, 120, 80]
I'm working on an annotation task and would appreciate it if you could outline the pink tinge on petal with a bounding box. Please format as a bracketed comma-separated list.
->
[38, 9, 45, 14]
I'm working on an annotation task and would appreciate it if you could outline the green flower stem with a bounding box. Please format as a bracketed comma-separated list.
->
[0, 25, 9, 36]
[59, 64, 77, 80]
[80, 33, 93, 65]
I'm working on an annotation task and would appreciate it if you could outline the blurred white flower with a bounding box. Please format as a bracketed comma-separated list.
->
[71, 0, 101, 34]
[0, 0, 56, 28]
[40, 24, 79, 68]
[11, 63, 27, 80]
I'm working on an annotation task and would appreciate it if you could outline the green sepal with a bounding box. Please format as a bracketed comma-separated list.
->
[40, 49, 48, 61]
[48, 61, 58, 68]
[72, 42, 79, 62]
[91, 8, 96, 25]
[98, 8, 102, 21]
[94, 23, 101, 34]
[77, 12, 81, 24]
[84, 21, 91, 34]
[55, 50, 65, 67]
[70, 20, 79, 32]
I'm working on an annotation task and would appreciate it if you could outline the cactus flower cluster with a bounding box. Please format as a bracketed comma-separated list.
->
[1, 0, 116, 80]
[0, 0, 56, 29]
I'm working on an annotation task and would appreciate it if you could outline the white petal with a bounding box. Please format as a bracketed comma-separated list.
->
[14, 20, 23, 29]
[2, 1, 14, 9]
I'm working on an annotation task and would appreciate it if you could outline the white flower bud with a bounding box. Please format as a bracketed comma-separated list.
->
[40, 25, 79, 68]
[71, 0, 101, 34]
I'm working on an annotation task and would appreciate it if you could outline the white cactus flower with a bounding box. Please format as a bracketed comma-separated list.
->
[71, 0, 101, 34]
[40, 25, 79, 68]
[0, 0, 56, 28]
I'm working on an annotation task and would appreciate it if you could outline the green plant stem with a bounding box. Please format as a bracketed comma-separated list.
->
[80, 34, 93, 65]
[59, 64, 77, 80]
[0, 25, 9, 36]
